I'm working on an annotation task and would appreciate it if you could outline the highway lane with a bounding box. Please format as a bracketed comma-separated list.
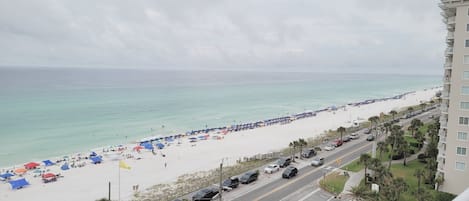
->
[231, 108, 439, 201]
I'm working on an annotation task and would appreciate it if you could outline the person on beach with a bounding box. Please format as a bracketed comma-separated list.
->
[164, 162, 167, 168]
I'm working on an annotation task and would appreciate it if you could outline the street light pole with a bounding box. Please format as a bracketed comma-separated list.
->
[219, 160, 223, 201]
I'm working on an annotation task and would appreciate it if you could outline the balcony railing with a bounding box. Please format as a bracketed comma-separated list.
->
[440, 119, 448, 128]
[446, 47, 454, 55]
[447, 32, 454, 40]
[444, 62, 452, 69]
[441, 105, 448, 113]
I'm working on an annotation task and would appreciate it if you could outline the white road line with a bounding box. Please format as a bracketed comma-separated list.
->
[297, 188, 320, 201]
[326, 196, 336, 201]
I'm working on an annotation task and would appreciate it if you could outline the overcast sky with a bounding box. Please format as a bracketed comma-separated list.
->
[0, 0, 445, 75]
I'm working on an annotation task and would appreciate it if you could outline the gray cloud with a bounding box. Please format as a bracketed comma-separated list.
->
[0, 0, 445, 74]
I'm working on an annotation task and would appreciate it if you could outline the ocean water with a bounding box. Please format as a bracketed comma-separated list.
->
[0, 68, 441, 167]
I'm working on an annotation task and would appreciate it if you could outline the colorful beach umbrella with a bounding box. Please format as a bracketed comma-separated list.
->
[0, 172, 14, 179]
[14, 168, 27, 175]
[133, 145, 144, 152]
[42, 173, 56, 179]
[24, 162, 40, 169]
[8, 178, 29, 190]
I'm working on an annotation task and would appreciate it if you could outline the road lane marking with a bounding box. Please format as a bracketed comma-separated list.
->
[252, 143, 372, 201]
[297, 188, 320, 201]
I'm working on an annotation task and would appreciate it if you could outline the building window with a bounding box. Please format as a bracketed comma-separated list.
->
[466, 40, 469, 48]
[465, 55, 469, 64]
[456, 162, 466, 171]
[467, 24, 469, 32]
[463, 86, 469, 95]
[459, 117, 469, 125]
[462, 102, 469, 109]
[458, 132, 468, 141]
[457, 147, 467, 155]
[464, 71, 469, 80]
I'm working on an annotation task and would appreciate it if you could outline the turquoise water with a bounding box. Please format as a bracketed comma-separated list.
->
[0, 68, 442, 167]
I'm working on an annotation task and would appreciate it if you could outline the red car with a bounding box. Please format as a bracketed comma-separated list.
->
[332, 139, 343, 147]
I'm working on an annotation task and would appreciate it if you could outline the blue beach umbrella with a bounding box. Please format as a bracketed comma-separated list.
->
[43, 160, 55, 166]
[8, 178, 29, 190]
[0, 172, 14, 180]
[155, 143, 165, 149]
[61, 163, 70, 170]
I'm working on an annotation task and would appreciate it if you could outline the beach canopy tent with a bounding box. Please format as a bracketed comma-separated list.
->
[155, 143, 165, 149]
[90, 151, 97, 157]
[61, 163, 70, 171]
[188, 137, 197, 142]
[0, 172, 14, 180]
[14, 168, 27, 175]
[43, 160, 55, 166]
[90, 156, 102, 164]
[42, 173, 57, 183]
[24, 162, 40, 169]
[8, 178, 30, 190]
[133, 145, 144, 152]
[141, 142, 153, 150]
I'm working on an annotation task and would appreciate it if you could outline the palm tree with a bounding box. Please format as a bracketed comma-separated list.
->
[389, 110, 398, 123]
[350, 185, 372, 201]
[409, 118, 423, 137]
[389, 178, 408, 201]
[368, 116, 380, 137]
[407, 106, 414, 117]
[387, 125, 404, 170]
[359, 154, 372, 184]
[297, 138, 307, 159]
[337, 126, 346, 142]
[414, 131, 425, 149]
[383, 122, 392, 136]
[377, 141, 388, 161]
[400, 142, 411, 166]
[414, 169, 425, 192]
[420, 102, 427, 112]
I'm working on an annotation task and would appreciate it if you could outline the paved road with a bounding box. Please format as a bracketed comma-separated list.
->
[227, 108, 439, 201]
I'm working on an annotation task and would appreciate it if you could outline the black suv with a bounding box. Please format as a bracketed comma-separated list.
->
[240, 171, 259, 184]
[282, 166, 298, 179]
[301, 149, 317, 158]
[222, 177, 239, 189]
[277, 157, 291, 168]
[192, 187, 219, 201]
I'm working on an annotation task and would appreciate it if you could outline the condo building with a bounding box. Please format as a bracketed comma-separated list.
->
[438, 0, 469, 195]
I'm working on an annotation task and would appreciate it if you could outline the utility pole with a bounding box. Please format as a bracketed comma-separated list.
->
[219, 160, 223, 201]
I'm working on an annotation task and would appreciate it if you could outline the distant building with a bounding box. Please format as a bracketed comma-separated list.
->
[438, 0, 469, 195]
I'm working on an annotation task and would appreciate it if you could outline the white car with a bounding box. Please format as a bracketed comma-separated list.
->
[349, 133, 360, 139]
[324, 144, 336, 151]
[264, 164, 280, 174]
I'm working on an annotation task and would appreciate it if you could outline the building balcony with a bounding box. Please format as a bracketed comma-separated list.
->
[447, 32, 454, 40]
[438, 163, 445, 172]
[445, 47, 454, 56]
[441, 105, 448, 113]
[442, 91, 450, 99]
[445, 16, 456, 25]
[444, 62, 452, 69]
[440, 119, 448, 128]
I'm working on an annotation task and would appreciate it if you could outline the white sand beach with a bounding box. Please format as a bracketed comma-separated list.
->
[0, 88, 440, 201]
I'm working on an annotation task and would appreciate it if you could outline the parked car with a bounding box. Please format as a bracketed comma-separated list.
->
[324, 144, 335, 151]
[222, 177, 239, 189]
[277, 157, 292, 168]
[192, 187, 220, 201]
[349, 133, 360, 139]
[364, 128, 371, 134]
[313, 146, 322, 151]
[311, 157, 325, 167]
[342, 136, 351, 142]
[264, 164, 280, 174]
[240, 170, 259, 184]
[301, 148, 317, 158]
[282, 166, 298, 179]
[366, 135, 375, 141]
[332, 139, 343, 147]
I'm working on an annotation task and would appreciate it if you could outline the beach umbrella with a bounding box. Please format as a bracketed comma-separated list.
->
[141, 142, 153, 150]
[90, 156, 102, 164]
[42, 173, 56, 180]
[14, 168, 27, 175]
[33, 169, 43, 174]
[155, 143, 165, 149]
[133, 145, 144, 152]
[42, 160, 55, 166]
[24, 162, 40, 169]
[61, 163, 70, 171]
[0, 172, 14, 180]
[8, 178, 29, 190]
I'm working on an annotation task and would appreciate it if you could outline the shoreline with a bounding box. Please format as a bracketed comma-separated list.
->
[0, 87, 441, 201]
[1, 86, 439, 170]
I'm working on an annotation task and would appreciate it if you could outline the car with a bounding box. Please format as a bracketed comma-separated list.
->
[349, 133, 360, 139]
[192, 187, 220, 201]
[301, 148, 317, 158]
[264, 164, 280, 174]
[222, 177, 239, 189]
[282, 166, 298, 179]
[311, 157, 325, 167]
[366, 135, 375, 141]
[240, 170, 259, 184]
[342, 136, 351, 142]
[364, 128, 371, 134]
[276, 157, 291, 168]
[332, 139, 343, 147]
[324, 144, 335, 151]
